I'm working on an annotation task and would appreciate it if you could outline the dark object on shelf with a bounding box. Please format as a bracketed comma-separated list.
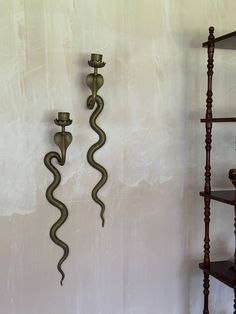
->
[44, 112, 72, 286]
[199, 27, 236, 313]
[86, 53, 108, 228]
[229, 169, 236, 188]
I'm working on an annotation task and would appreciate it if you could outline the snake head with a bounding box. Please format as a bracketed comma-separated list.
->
[86, 73, 104, 109]
[54, 132, 73, 165]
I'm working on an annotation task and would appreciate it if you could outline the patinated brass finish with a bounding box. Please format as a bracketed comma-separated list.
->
[86, 53, 108, 227]
[44, 112, 72, 285]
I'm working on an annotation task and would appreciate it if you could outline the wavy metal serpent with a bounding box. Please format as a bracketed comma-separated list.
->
[44, 152, 69, 286]
[44, 112, 72, 285]
[87, 94, 108, 227]
[86, 53, 108, 227]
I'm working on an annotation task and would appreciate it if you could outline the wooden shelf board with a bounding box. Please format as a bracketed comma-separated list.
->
[200, 190, 236, 205]
[200, 117, 236, 123]
[199, 261, 236, 288]
[202, 31, 236, 49]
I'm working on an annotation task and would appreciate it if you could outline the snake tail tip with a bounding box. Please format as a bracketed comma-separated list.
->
[60, 274, 65, 286]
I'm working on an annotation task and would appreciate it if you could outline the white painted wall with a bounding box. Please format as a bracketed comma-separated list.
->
[0, 0, 236, 313]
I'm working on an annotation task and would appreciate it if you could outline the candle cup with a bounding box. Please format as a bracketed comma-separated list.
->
[58, 112, 70, 122]
[88, 53, 106, 68]
[55, 112, 72, 127]
[91, 53, 103, 63]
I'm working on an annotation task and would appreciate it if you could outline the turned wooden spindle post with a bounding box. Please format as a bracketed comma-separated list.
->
[234, 289, 236, 314]
[234, 203, 236, 314]
[233, 203, 236, 314]
[234, 205, 236, 268]
[203, 26, 215, 314]
[229, 169, 236, 285]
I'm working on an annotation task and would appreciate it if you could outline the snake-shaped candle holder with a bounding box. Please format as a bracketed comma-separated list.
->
[44, 112, 72, 285]
[86, 53, 108, 227]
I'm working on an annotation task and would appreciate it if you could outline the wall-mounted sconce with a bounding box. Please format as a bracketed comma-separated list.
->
[44, 112, 72, 285]
[86, 54, 108, 227]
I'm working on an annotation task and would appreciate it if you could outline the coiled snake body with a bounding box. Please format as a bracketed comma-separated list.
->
[87, 95, 108, 227]
[44, 152, 69, 286]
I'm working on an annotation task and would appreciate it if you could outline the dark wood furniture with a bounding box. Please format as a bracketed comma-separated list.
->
[199, 27, 236, 314]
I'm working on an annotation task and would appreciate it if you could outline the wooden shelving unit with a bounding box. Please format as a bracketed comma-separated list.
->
[199, 27, 236, 314]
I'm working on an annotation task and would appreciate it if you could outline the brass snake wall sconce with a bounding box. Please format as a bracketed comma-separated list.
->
[44, 112, 72, 285]
[44, 53, 107, 286]
[86, 54, 108, 227]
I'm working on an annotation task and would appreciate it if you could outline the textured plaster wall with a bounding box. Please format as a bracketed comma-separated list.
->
[0, 0, 236, 313]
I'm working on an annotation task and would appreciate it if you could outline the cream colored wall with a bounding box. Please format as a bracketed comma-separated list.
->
[1, 0, 236, 313]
